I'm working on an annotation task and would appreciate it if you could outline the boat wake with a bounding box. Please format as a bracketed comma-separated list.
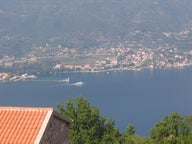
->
[51, 81, 84, 87]
[70, 81, 84, 87]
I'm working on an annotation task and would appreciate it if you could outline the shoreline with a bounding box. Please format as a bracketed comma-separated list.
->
[0, 65, 191, 83]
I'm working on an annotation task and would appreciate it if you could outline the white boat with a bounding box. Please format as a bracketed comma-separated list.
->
[73, 81, 84, 86]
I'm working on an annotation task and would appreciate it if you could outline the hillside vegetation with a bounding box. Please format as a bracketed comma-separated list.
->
[1, 0, 192, 53]
[58, 97, 192, 144]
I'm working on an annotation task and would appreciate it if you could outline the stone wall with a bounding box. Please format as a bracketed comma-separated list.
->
[40, 113, 70, 144]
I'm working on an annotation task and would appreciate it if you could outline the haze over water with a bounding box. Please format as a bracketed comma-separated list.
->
[0, 67, 192, 136]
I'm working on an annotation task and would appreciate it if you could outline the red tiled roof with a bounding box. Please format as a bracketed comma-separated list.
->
[0, 107, 53, 144]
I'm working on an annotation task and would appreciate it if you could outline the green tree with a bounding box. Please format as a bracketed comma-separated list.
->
[120, 124, 135, 144]
[150, 112, 192, 144]
[57, 96, 120, 144]
[126, 124, 135, 136]
[120, 124, 150, 144]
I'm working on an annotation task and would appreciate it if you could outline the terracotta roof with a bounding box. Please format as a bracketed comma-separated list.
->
[0, 107, 53, 144]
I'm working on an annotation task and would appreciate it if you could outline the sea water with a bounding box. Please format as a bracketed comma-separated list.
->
[0, 67, 192, 136]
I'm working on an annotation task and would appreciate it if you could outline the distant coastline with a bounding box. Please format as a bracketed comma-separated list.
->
[0, 65, 190, 83]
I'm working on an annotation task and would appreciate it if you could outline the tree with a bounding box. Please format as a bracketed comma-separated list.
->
[120, 124, 150, 144]
[126, 124, 135, 136]
[57, 96, 120, 144]
[101, 118, 120, 144]
[120, 124, 135, 144]
[150, 112, 192, 144]
[57, 98, 192, 144]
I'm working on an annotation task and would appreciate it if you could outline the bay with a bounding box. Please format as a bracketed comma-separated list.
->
[0, 67, 192, 136]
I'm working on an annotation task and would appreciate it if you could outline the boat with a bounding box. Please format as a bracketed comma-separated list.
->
[58, 77, 70, 83]
[73, 81, 84, 86]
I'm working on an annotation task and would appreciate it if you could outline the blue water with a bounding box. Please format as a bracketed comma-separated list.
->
[0, 67, 192, 136]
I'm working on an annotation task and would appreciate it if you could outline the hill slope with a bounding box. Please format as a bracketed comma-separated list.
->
[0, 0, 192, 55]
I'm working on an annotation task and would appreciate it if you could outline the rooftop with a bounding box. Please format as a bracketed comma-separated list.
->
[0, 107, 53, 144]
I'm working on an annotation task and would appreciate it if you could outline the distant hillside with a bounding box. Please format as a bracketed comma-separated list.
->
[0, 0, 192, 55]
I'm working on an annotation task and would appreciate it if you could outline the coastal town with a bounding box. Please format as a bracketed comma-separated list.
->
[1, 0, 192, 83]
[0, 40, 192, 82]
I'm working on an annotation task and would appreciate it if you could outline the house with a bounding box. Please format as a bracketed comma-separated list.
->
[0, 107, 71, 144]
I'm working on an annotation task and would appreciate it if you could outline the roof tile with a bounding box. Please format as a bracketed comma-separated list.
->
[0, 107, 53, 144]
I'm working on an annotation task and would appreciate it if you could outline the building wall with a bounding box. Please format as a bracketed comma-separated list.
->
[40, 114, 70, 144]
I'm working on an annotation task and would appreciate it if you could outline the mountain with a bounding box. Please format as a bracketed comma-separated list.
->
[0, 0, 192, 56]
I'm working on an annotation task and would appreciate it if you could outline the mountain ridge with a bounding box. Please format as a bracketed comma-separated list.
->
[0, 0, 192, 55]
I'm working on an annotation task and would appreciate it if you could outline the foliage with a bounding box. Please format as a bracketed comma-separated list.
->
[120, 124, 151, 144]
[57, 96, 120, 144]
[1, 0, 192, 54]
[121, 134, 151, 144]
[57, 97, 192, 144]
[150, 112, 192, 144]
[126, 124, 135, 136]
